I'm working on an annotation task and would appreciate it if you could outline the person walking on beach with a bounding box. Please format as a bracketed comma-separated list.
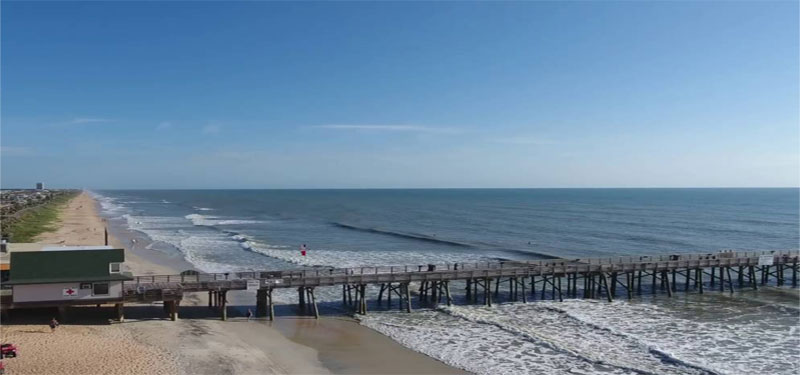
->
[49, 318, 59, 332]
[246, 309, 253, 321]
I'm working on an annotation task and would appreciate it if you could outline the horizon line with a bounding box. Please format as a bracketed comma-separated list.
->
[4, 186, 795, 191]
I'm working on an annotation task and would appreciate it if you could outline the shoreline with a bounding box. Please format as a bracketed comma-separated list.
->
[97, 191, 469, 375]
[3, 191, 468, 375]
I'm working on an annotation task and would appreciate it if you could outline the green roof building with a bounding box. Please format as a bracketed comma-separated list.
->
[5, 246, 133, 307]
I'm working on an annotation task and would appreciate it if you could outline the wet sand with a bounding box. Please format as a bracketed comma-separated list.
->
[272, 317, 467, 374]
[3, 191, 468, 375]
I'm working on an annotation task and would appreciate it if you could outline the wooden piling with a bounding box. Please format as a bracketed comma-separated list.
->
[662, 271, 672, 297]
[698, 268, 704, 293]
[268, 288, 274, 321]
[651, 271, 656, 293]
[221, 291, 227, 321]
[626, 272, 633, 300]
[671, 270, 676, 292]
[711, 266, 716, 286]
[557, 275, 563, 302]
[738, 266, 744, 288]
[600, 274, 612, 302]
[610, 272, 617, 298]
[685, 268, 690, 291]
[116, 303, 125, 322]
[348, 284, 353, 305]
[487, 278, 493, 307]
[298, 287, 306, 310]
[445, 281, 452, 306]
[308, 288, 319, 319]
[256, 289, 267, 317]
[637, 270, 642, 294]
[404, 283, 412, 313]
[377, 284, 386, 305]
[726, 267, 734, 294]
[542, 275, 548, 300]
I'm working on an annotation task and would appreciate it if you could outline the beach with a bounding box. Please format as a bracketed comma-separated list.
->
[87, 188, 799, 374]
[1, 192, 466, 375]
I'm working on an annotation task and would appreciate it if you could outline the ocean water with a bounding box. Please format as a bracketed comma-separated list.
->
[92, 188, 800, 374]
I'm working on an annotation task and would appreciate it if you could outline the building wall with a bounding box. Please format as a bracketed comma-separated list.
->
[12, 281, 123, 303]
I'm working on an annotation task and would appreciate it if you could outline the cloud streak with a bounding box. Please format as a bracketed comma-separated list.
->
[315, 124, 461, 134]
[66, 117, 114, 125]
[491, 136, 558, 145]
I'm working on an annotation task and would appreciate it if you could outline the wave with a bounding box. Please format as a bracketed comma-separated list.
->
[332, 222, 474, 248]
[184, 213, 265, 227]
[437, 304, 712, 375]
[193, 206, 215, 211]
[494, 247, 560, 260]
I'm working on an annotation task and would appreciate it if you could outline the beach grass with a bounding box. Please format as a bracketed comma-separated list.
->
[1, 191, 79, 242]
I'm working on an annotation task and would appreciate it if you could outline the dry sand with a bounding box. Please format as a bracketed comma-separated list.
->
[2, 191, 468, 375]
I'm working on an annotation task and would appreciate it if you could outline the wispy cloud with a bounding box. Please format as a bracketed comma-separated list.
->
[65, 117, 114, 125]
[202, 124, 220, 134]
[0, 146, 33, 156]
[315, 124, 461, 134]
[156, 121, 172, 130]
[491, 136, 558, 145]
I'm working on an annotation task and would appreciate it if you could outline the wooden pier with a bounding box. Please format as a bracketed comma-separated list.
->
[122, 250, 799, 321]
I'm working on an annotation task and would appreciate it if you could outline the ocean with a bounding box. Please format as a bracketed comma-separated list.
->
[92, 188, 800, 374]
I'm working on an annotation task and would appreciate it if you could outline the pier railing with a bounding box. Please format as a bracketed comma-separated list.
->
[127, 250, 799, 288]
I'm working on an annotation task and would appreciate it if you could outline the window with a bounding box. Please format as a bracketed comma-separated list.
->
[93, 283, 109, 296]
[109, 262, 121, 274]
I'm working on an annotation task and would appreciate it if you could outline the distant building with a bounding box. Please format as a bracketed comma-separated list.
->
[4, 246, 132, 307]
[35, 182, 43, 190]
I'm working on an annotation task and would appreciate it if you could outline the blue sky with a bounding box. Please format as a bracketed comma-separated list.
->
[1, 1, 798, 189]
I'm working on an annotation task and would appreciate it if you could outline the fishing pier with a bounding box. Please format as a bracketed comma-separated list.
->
[123, 250, 799, 321]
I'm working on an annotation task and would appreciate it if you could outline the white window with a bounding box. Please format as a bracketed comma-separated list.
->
[109, 262, 121, 274]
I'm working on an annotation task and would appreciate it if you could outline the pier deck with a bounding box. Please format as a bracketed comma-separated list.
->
[119, 250, 799, 321]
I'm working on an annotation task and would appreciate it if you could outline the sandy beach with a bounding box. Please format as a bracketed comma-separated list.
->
[1, 192, 467, 375]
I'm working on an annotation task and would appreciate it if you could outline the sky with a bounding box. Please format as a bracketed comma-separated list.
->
[1, 1, 798, 189]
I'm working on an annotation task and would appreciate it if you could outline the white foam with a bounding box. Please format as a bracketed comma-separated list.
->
[194, 206, 215, 211]
[359, 297, 799, 375]
[246, 241, 489, 269]
[550, 298, 800, 374]
[184, 213, 264, 226]
[90, 192, 126, 215]
[358, 308, 638, 375]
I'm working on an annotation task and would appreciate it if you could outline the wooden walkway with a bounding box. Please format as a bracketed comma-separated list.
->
[122, 250, 800, 321]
